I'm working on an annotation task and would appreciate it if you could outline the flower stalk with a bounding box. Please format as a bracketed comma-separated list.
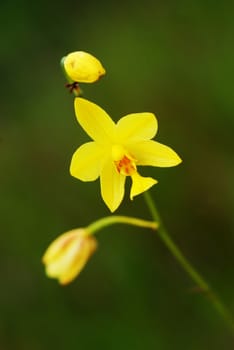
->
[42, 215, 157, 285]
[144, 191, 234, 333]
[86, 215, 158, 235]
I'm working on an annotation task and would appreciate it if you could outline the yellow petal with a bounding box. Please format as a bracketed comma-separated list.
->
[100, 158, 126, 212]
[42, 230, 79, 264]
[59, 236, 97, 285]
[128, 140, 182, 167]
[45, 238, 83, 279]
[70, 141, 105, 181]
[130, 172, 157, 199]
[63, 51, 106, 83]
[74, 98, 116, 144]
[116, 113, 158, 143]
[42, 229, 97, 285]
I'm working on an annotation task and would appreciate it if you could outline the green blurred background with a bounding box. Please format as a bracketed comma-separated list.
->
[1, 0, 234, 348]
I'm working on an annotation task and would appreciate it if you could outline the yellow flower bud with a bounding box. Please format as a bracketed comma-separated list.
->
[42, 228, 97, 285]
[63, 51, 106, 83]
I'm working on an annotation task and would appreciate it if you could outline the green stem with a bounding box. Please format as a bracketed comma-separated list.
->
[143, 191, 234, 333]
[86, 215, 158, 235]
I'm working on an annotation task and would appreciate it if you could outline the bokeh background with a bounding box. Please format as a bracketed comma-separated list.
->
[1, 0, 234, 349]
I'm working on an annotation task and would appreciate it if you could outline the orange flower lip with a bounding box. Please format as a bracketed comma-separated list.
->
[115, 155, 136, 176]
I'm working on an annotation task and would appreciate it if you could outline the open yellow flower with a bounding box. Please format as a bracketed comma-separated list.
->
[42, 228, 97, 285]
[70, 98, 182, 212]
[63, 51, 106, 83]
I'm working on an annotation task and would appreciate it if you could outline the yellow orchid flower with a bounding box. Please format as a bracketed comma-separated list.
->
[63, 51, 106, 83]
[42, 228, 97, 285]
[70, 98, 182, 212]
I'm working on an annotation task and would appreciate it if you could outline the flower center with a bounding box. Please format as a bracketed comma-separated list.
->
[112, 145, 136, 176]
[115, 155, 136, 176]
